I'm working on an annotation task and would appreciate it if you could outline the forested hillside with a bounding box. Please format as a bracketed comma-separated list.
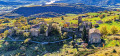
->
[10, 3, 107, 18]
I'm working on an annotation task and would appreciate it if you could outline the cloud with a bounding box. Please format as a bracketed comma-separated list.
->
[46, 0, 60, 4]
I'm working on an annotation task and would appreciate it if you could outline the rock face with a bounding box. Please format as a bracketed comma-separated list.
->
[89, 28, 101, 44]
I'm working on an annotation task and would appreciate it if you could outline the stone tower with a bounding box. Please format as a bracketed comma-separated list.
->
[78, 16, 82, 31]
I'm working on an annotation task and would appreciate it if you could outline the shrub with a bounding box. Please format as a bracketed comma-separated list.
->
[63, 32, 68, 38]
[113, 49, 117, 53]
[99, 14, 105, 19]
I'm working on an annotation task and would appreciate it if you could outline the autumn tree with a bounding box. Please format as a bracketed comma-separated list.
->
[63, 32, 68, 38]
[110, 26, 118, 35]
[23, 32, 30, 38]
[64, 24, 68, 28]
[99, 14, 105, 19]
[49, 23, 61, 35]
[104, 10, 108, 13]
[3, 18, 9, 23]
[24, 38, 31, 43]
[39, 24, 47, 34]
[100, 26, 108, 35]
[4, 30, 9, 38]
[16, 30, 21, 35]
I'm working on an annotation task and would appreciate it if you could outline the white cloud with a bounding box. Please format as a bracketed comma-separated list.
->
[46, 0, 60, 4]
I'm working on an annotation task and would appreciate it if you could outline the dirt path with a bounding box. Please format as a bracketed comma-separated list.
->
[1, 36, 73, 45]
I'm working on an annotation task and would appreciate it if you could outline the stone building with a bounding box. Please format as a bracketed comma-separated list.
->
[78, 16, 92, 32]
[79, 22, 91, 31]
[88, 28, 101, 44]
[30, 22, 48, 37]
[78, 16, 82, 31]
[30, 28, 39, 37]
[8, 29, 13, 36]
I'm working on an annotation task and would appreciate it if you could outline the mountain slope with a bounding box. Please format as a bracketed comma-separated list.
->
[1, 0, 120, 6]
[55, 0, 120, 6]
[10, 3, 107, 18]
[0, 1, 27, 5]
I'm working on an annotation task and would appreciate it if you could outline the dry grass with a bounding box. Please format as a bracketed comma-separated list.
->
[88, 47, 120, 56]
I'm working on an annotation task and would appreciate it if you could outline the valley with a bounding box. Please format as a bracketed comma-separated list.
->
[0, 8, 120, 55]
[0, 0, 120, 56]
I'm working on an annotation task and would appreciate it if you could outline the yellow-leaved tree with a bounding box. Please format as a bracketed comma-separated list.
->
[110, 26, 118, 35]
[100, 25, 108, 36]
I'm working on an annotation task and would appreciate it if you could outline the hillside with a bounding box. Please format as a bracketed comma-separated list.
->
[55, 0, 120, 6]
[0, 1, 27, 5]
[2, 0, 120, 6]
[9, 3, 107, 18]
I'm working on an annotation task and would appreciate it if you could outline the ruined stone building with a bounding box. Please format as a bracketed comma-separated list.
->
[30, 28, 39, 37]
[88, 28, 101, 44]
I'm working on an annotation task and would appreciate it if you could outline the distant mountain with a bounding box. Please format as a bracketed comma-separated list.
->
[0, 1, 27, 5]
[6, 3, 107, 18]
[55, 0, 120, 6]
[1, 0, 120, 6]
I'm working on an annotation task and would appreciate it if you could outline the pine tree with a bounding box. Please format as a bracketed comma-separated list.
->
[119, 15, 120, 20]
[90, 23, 92, 29]
[61, 16, 64, 20]
[82, 25, 87, 41]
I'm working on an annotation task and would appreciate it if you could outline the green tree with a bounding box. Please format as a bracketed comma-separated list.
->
[49, 23, 61, 35]
[89, 23, 92, 29]
[82, 25, 87, 42]
[111, 26, 118, 35]
[39, 24, 47, 34]
[61, 16, 64, 20]
[119, 15, 120, 20]
[72, 33, 75, 41]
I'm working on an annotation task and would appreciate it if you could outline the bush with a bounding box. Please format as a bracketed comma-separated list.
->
[74, 50, 96, 56]
[113, 49, 117, 53]
[63, 32, 68, 38]
[71, 41, 75, 46]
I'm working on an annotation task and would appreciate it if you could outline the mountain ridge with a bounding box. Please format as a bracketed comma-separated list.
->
[55, 0, 120, 6]
[4, 3, 108, 18]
